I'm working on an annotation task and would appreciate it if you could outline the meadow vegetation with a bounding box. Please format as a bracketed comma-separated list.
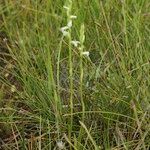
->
[0, 0, 150, 149]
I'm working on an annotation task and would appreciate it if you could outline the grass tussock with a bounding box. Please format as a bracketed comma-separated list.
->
[0, 0, 150, 149]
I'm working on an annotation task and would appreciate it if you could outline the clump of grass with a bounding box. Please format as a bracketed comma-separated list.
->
[0, 0, 150, 149]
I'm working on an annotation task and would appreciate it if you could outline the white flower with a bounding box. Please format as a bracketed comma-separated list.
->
[60, 26, 69, 36]
[71, 40, 80, 47]
[62, 30, 69, 36]
[67, 20, 72, 28]
[70, 15, 77, 19]
[60, 26, 69, 32]
[57, 140, 65, 150]
[82, 51, 90, 57]
[63, 6, 69, 10]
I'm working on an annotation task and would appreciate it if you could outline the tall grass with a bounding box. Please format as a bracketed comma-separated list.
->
[0, 0, 150, 149]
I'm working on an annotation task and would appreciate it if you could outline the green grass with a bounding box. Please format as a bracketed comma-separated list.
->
[0, 0, 150, 149]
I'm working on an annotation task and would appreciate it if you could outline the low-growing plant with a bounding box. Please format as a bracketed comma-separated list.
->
[0, 0, 149, 149]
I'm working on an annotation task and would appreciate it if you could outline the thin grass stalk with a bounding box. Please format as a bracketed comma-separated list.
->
[47, 48, 61, 138]
[79, 24, 85, 120]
